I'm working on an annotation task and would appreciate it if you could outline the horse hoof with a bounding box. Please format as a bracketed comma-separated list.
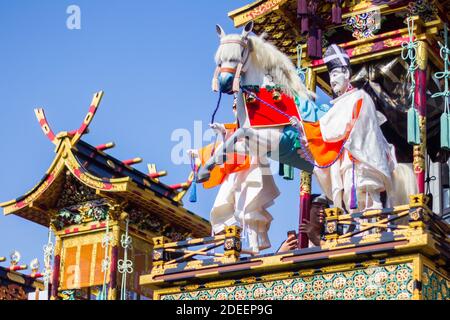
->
[196, 168, 211, 183]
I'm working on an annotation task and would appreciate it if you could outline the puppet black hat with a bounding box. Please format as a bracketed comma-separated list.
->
[324, 44, 350, 73]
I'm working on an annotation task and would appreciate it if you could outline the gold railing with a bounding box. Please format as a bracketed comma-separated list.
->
[151, 226, 242, 271]
[150, 194, 449, 273]
[323, 194, 449, 245]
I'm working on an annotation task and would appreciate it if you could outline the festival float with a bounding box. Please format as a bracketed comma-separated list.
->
[141, 0, 450, 300]
[2, 0, 450, 300]
[0, 92, 210, 300]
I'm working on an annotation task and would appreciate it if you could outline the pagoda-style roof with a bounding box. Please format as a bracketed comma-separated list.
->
[0, 91, 211, 239]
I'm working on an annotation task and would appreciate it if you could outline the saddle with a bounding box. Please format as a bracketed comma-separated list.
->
[243, 87, 301, 128]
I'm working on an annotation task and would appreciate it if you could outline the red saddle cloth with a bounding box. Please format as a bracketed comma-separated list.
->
[244, 88, 300, 127]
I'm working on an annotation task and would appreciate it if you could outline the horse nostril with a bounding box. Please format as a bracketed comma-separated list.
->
[218, 73, 235, 93]
[219, 73, 233, 83]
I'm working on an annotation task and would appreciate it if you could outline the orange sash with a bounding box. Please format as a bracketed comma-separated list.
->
[198, 124, 251, 189]
[198, 97, 362, 187]
[302, 98, 363, 166]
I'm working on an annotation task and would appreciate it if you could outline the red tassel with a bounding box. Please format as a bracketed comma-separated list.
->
[297, 0, 308, 16]
[301, 17, 309, 34]
[333, 5, 342, 24]
[350, 184, 358, 210]
[331, 1, 342, 24]
[316, 28, 323, 59]
[307, 34, 316, 58]
[350, 161, 358, 210]
[308, 26, 321, 59]
[336, 6, 342, 24]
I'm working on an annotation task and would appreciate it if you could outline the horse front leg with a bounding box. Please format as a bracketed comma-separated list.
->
[197, 128, 254, 183]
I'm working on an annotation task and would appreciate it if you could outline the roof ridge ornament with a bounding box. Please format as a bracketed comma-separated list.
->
[70, 91, 104, 146]
[34, 91, 104, 147]
[34, 108, 58, 145]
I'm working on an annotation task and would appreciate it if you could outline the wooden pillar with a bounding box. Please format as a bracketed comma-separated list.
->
[408, 194, 429, 229]
[298, 68, 315, 249]
[323, 207, 342, 241]
[108, 224, 120, 300]
[299, 171, 312, 248]
[413, 41, 428, 194]
[223, 226, 241, 262]
[50, 237, 62, 300]
[152, 236, 170, 267]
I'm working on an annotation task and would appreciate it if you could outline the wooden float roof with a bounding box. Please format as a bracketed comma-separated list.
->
[0, 91, 211, 239]
[229, 1, 447, 95]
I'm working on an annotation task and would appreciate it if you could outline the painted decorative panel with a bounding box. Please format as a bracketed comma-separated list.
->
[59, 232, 109, 290]
[422, 266, 450, 300]
[160, 263, 414, 300]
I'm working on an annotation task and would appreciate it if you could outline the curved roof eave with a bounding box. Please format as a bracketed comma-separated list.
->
[64, 141, 131, 193]
[1, 137, 211, 238]
[0, 142, 67, 214]
[0, 138, 131, 215]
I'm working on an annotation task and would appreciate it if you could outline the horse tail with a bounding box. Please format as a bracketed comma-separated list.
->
[389, 163, 418, 206]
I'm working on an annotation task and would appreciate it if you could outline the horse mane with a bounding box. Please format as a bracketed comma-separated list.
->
[248, 35, 309, 99]
[215, 34, 310, 99]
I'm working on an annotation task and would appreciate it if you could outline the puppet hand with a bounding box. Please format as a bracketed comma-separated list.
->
[289, 116, 300, 128]
[210, 123, 226, 136]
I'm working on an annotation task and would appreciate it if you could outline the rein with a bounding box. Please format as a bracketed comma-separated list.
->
[210, 91, 223, 157]
[210, 37, 347, 170]
[220, 39, 248, 48]
[213, 38, 250, 93]
[210, 91, 222, 125]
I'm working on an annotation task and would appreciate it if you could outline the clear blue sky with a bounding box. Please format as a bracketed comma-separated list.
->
[0, 0, 328, 268]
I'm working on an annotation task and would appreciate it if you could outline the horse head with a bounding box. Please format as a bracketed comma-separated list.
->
[212, 22, 309, 100]
[213, 22, 254, 94]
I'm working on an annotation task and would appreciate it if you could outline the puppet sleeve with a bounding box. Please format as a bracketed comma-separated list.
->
[296, 96, 331, 122]
[319, 92, 363, 142]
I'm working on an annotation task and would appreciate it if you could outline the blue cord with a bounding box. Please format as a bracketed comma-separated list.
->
[211, 91, 223, 125]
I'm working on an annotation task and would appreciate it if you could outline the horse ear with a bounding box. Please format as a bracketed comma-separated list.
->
[216, 24, 226, 38]
[241, 21, 254, 39]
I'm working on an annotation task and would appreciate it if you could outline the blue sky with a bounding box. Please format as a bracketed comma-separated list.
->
[0, 0, 328, 268]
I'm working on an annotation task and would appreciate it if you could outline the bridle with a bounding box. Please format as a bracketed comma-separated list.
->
[212, 38, 250, 93]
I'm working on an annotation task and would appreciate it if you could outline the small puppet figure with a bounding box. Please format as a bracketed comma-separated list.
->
[291, 44, 398, 212]
[317, 44, 397, 211]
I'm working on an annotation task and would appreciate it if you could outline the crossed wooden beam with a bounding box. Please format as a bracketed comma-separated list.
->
[32, 90, 195, 203]
[34, 91, 104, 146]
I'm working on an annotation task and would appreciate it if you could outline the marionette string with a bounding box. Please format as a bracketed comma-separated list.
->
[240, 86, 347, 169]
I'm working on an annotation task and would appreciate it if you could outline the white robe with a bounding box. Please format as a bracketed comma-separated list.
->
[314, 89, 397, 210]
[210, 156, 279, 253]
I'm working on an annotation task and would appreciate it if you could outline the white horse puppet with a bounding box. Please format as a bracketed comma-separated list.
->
[197, 22, 314, 183]
[196, 22, 416, 252]
[195, 22, 316, 253]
